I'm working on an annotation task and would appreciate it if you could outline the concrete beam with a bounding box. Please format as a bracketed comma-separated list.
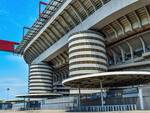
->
[32, 0, 150, 64]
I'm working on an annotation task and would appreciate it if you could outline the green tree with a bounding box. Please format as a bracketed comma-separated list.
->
[0, 100, 3, 103]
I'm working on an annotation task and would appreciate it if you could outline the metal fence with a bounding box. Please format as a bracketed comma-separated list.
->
[67, 104, 137, 112]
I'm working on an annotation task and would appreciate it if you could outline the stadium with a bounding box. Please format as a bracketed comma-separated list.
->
[10, 0, 150, 112]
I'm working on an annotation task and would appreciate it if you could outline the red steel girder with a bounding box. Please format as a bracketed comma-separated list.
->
[0, 40, 19, 52]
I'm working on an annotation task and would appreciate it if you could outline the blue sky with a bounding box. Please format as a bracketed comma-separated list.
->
[0, 0, 48, 100]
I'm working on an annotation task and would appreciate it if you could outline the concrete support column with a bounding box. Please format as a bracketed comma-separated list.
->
[139, 87, 144, 110]
[139, 37, 146, 53]
[100, 80, 104, 107]
[78, 86, 81, 111]
[126, 42, 134, 60]
[111, 49, 117, 64]
[68, 30, 107, 77]
[29, 62, 53, 94]
[118, 46, 125, 63]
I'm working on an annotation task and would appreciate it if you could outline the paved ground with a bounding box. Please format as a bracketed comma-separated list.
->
[0, 110, 150, 113]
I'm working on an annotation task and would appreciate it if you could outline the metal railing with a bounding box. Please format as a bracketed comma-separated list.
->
[15, 0, 65, 54]
[68, 104, 137, 112]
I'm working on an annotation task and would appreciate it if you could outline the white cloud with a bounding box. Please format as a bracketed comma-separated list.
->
[0, 77, 28, 100]
[0, 9, 9, 15]
[0, 78, 26, 87]
[5, 54, 24, 62]
[4, 55, 27, 68]
[0, 55, 28, 100]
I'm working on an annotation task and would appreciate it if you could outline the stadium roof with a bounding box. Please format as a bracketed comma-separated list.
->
[15, 0, 65, 54]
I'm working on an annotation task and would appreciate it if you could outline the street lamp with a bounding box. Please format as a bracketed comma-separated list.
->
[6, 88, 10, 100]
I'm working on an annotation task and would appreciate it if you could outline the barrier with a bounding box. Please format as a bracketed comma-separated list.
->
[68, 104, 137, 112]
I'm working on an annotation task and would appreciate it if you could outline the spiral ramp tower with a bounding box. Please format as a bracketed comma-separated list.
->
[68, 31, 107, 77]
[29, 62, 53, 94]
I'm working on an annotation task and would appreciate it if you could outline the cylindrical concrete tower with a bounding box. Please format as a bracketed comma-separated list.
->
[29, 62, 53, 94]
[69, 30, 107, 76]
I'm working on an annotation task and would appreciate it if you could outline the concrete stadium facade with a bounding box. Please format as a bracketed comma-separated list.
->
[15, 0, 150, 111]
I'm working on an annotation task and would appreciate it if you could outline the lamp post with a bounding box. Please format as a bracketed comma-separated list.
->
[6, 88, 10, 100]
